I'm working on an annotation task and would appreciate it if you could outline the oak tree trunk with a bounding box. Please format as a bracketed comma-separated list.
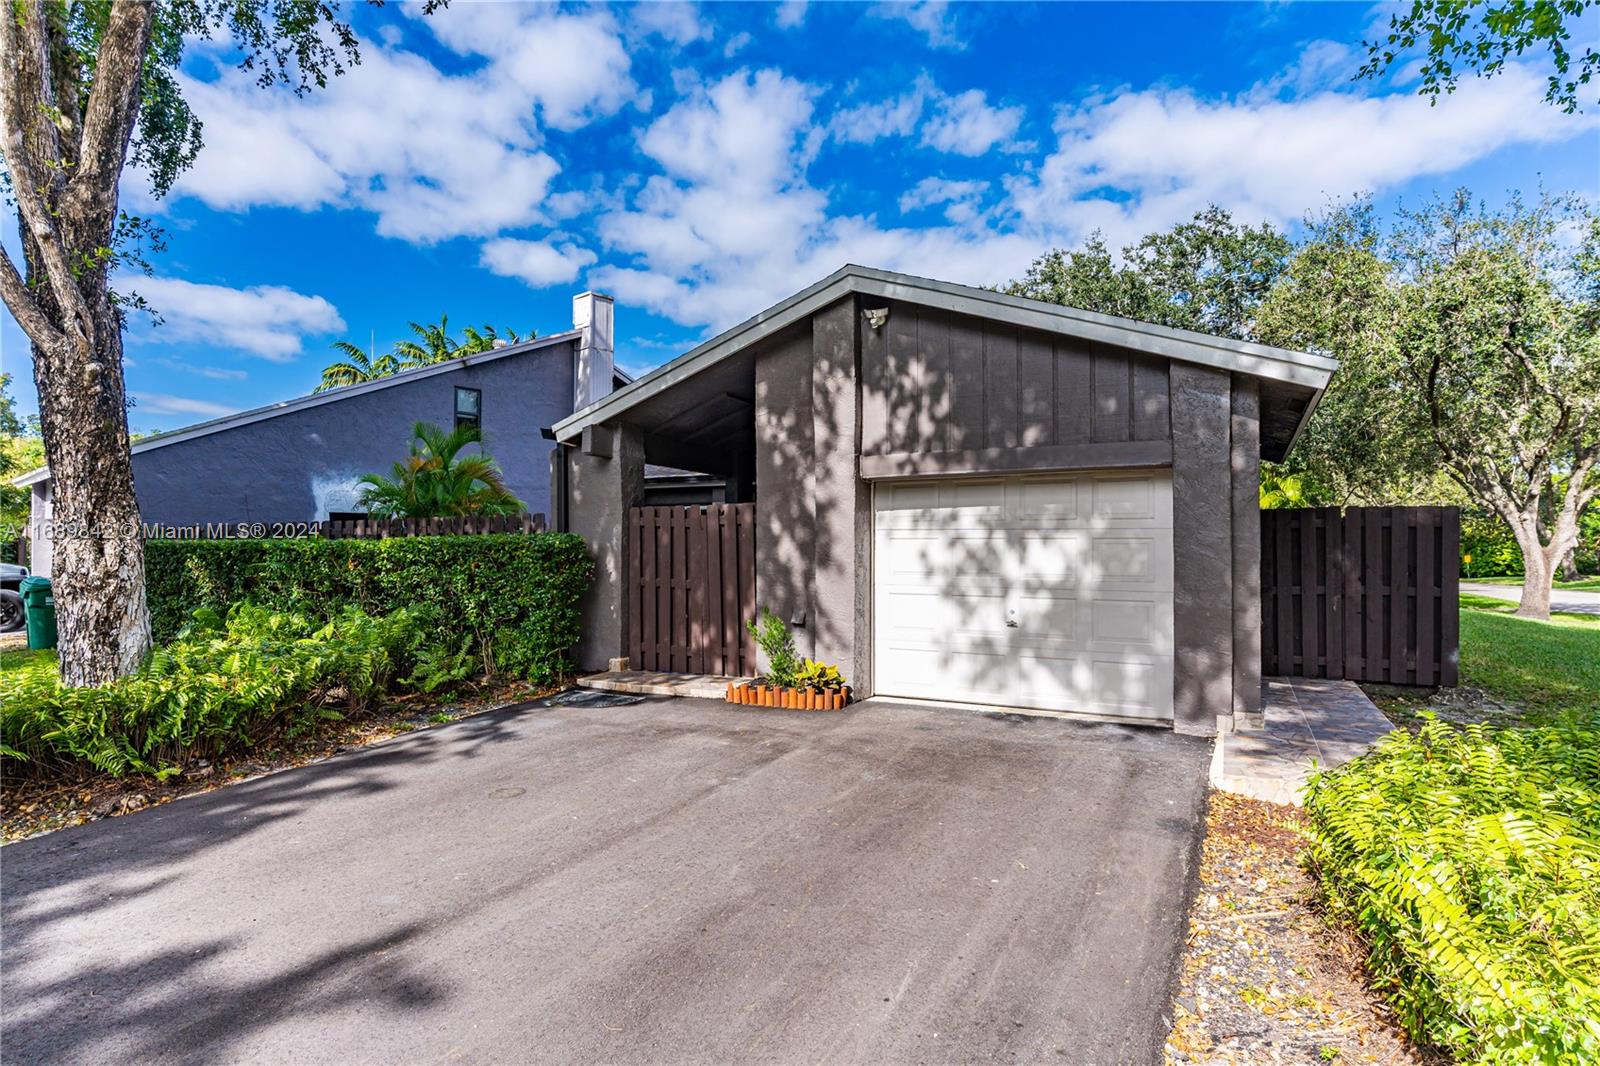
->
[2, 0, 155, 684]
[28, 318, 152, 686]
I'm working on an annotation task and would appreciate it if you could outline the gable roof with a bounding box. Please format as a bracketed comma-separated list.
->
[14, 330, 585, 488]
[553, 264, 1337, 451]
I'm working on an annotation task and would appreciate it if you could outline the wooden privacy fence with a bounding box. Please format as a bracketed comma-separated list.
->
[629, 503, 758, 676]
[318, 513, 545, 539]
[1262, 507, 1459, 686]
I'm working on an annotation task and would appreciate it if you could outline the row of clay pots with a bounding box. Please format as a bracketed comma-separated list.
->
[727, 683, 851, 710]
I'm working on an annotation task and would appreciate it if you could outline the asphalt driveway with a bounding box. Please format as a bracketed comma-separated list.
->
[2, 696, 1208, 1065]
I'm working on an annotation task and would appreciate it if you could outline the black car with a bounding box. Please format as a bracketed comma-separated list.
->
[1, 562, 27, 633]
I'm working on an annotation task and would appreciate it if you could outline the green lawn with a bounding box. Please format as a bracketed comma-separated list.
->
[1465, 574, 1600, 592]
[0, 647, 53, 675]
[1456, 593, 1600, 725]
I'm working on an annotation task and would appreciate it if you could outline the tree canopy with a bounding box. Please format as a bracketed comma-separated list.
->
[1002, 206, 1292, 341]
[1360, 0, 1598, 113]
[317, 318, 532, 391]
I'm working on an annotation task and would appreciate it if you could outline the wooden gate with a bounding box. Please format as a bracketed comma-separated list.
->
[628, 503, 758, 675]
[1261, 507, 1459, 686]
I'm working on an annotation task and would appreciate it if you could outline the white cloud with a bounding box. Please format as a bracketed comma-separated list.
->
[831, 80, 928, 144]
[723, 31, 753, 57]
[775, 0, 808, 28]
[480, 239, 599, 287]
[153, 357, 249, 381]
[920, 89, 1026, 155]
[593, 68, 1036, 327]
[829, 78, 1026, 154]
[135, 9, 633, 243]
[126, 277, 345, 362]
[631, 2, 712, 46]
[130, 393, 238, 419]
[1007, 61, 1592, 250]
[899, 177, 989, 222]
[870, 1, 962, 49]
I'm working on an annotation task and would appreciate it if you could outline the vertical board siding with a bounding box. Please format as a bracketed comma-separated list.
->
[1261, 507, 1459, 685]
[862, 301, 1171, 460]
[629, 503, 758, 677]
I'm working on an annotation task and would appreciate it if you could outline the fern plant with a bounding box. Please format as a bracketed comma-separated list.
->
[1304, 716, 1600, 1064]
[1, 604, 434, 779]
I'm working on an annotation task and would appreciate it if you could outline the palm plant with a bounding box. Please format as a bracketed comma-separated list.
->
[315, 342, 403, 392]
[356, 421, 525, 518]
[317, 319, 533, 390]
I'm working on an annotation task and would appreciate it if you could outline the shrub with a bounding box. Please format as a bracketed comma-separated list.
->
[1, 604, 432, 778]
[796, 658, 846, 691]
[746, 607, 800, 688]
[1303, 717, 1600, 1064]
[144, 533, 592, 684]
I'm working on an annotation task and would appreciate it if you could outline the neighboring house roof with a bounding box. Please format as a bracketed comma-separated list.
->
[13, 330, 587, 488]
[553, 264, 1339, 451]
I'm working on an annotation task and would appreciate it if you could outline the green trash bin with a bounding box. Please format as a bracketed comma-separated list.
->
[19, 576, 56, 651]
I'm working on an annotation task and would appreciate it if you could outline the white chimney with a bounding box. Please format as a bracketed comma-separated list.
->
[572, 291, 615, 410]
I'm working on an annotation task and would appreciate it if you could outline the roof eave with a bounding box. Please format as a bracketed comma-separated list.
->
[554, 265, 1336, 442]
[13, 329, 583, 487]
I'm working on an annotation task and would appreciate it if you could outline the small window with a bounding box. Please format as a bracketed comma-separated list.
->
[454, 386, 481, 430]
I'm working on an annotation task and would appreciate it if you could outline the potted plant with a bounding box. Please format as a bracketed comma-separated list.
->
[727, 609, 851, 710]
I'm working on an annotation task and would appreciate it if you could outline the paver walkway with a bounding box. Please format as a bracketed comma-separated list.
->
[1211, 678, 1396, 806]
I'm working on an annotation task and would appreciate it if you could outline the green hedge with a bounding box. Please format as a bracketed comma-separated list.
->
[144, 533, 592, 684]
[1304, 718, 1600, 1064]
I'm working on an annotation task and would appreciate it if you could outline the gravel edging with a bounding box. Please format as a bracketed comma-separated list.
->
[1165, 791, 1441, 1065]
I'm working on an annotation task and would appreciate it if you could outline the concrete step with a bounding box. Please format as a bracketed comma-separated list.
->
[577, 670, 752, 700]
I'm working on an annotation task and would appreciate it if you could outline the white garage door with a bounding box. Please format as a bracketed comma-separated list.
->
[873, 472, 1174, 721]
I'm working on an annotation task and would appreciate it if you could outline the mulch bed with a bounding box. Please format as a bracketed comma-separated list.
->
[2, 678, 561, 845]
[1165, 791, 1442, 1065]
[1363, 682, 1528, 730]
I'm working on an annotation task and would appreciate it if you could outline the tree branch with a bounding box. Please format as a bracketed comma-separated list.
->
[62, 1, 154, 246]
[0, 245, 64, 349]
[0, 0, 94, 344]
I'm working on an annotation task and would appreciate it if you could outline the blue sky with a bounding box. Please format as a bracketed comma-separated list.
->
[3, 0, 1597, 433]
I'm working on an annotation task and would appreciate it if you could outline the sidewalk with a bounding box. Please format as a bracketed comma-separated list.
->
[1211, 677, 1396, 806]
[1461, 581, 1600, 616]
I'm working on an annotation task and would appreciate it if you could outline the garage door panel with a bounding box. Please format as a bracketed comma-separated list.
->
[880, 531, 1012, 580]
[1089, 598, 1169, 648]
[874, 471, 1174, 721]
[1011, 532, 1088, 585]
[876, 645, 1012, 705]
[1017, 479, 1081, 519]
[879, 585, 1009, 639]
[1088, 658, 1166, 716]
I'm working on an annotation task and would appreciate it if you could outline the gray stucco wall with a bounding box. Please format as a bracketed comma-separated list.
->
[753, 327, 818, 664]
[128, 342, 576, 528]
[565, 424, 644, 672]
[1230, 380, 1263, 725]
[1170, 364, 1236, 736]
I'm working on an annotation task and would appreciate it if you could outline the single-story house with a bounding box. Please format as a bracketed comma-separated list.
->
[15, 293, 724, 576]
[549, 266, 1336, 736]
